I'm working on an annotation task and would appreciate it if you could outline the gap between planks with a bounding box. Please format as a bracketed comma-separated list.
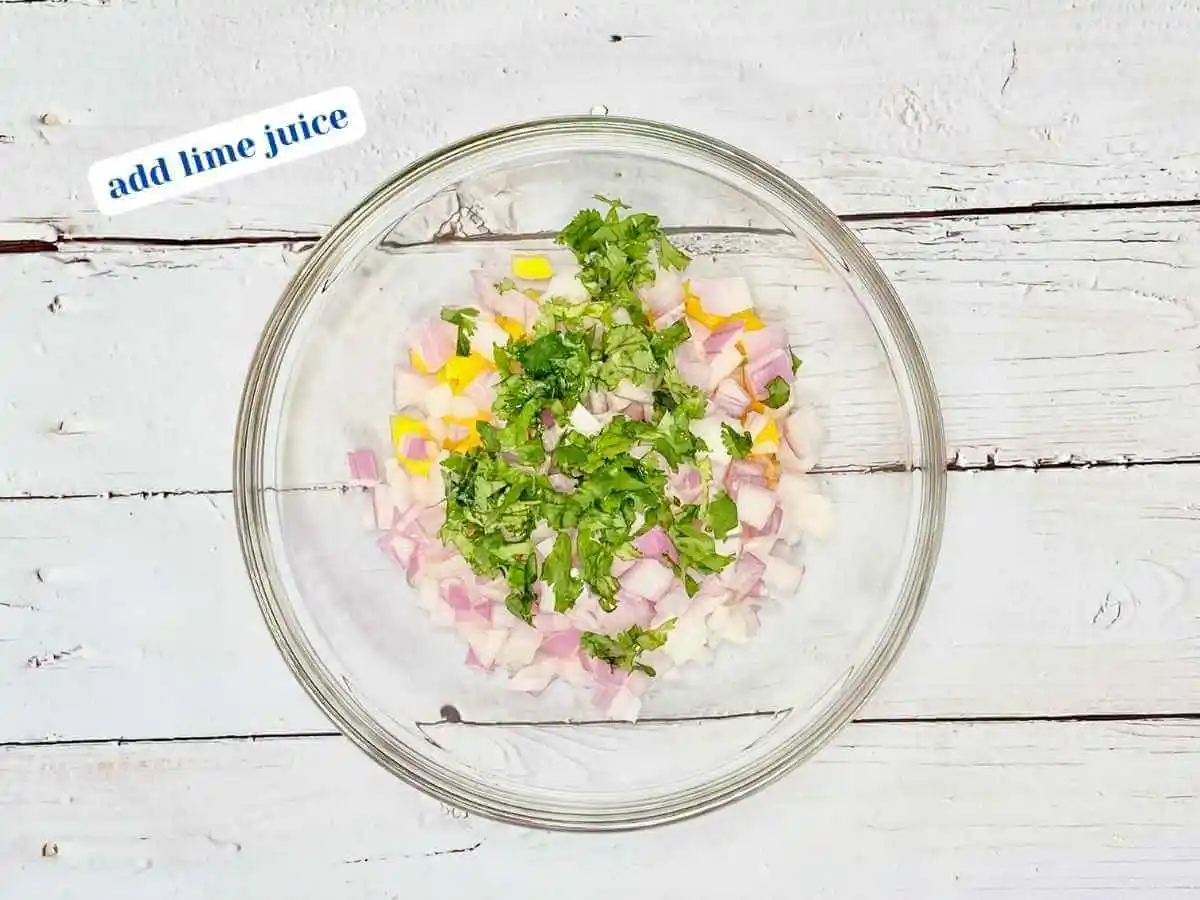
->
[4, 196, 1200, 255]
[5, 712, 1200, 752]
[1, 457, 1198, 504]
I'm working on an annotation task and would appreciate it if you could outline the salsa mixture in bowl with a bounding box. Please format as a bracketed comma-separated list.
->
[347, 198, 830, 722]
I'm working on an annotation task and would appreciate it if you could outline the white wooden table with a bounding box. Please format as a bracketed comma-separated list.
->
[3, 1, 1200, 896]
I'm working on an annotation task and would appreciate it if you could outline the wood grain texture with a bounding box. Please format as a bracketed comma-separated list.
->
[3, 208, 1199, 497]
[2, 466, 1197, 742]
[3, 0, 1200, 238]
[4, 721, 1200, 898]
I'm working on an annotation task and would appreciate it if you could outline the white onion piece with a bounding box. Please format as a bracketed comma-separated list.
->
[662, 612, 709, 665]
[764, 554, 805, 595]
[707, 603, 756, 644]
[711, 379, 751, 418]
[689, 276, 753, 316]
[740, 325, 789, 358]
[746, 350, 794, 398]
[544, 270, 589, 303]
[569, 404, 603, 436]
[465, 628, 509, 668]
[640, 268, 683, 314]
[742, 535, 779, 560]
[708, 343, 744, 389]
[508, 658, 558, 693]
[614, 379, 654, 405]
[469, 320, 509, 361]
[495, 623, 542, 670]
[736, 483, 777, 530]
[691, 416, 734, 462]
[621, 558, 676, 602]
[424, 383, 454, 418]
[605, 688, 643, 722]
[675, 355, 710, 390]
[394, 368, 432, 410]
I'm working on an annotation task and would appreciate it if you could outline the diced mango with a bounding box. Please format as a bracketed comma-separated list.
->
[733, 309, 766, 331]
[755, 419, 780, 446]
[512, 255, 553, 280]
[390, 415, 430, 445]
[684, 289, 724, 330]
[495, 315, 525, 340]
[390, 415, 434, 475]
[410, 350, 430, 374]
[442, 416, 484, 452]
[438, 352, 491, 394]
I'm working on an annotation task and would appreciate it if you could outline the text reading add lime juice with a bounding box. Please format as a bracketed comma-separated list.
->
[88, 87, 365, 215]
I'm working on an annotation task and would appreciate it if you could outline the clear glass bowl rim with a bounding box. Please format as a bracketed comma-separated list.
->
[233, 113, 948, 831]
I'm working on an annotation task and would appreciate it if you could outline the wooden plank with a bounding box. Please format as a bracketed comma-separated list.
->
[2, 466, 1197, 742]
[4, 720, 1199, 897]
[3, 208, 1199, 497]
[4, 1, 1200, 237]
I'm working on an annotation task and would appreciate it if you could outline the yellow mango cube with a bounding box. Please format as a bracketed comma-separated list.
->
[438, 352, 491, 393]
[512, 255, 553, 280]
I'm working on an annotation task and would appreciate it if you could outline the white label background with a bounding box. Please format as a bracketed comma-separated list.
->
[88, 86, 366, 215]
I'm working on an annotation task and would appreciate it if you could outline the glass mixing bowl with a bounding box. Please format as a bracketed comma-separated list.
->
[233, 114, 946, 830]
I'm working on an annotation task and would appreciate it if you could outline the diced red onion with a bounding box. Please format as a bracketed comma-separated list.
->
[764, 553, 805, 595]
[740, 325, 789, 358]
[465, 647, 488, 670]
[639, 269, 683, 315]
[471, 270, 503, 309]
[442, 579, 473, 613]
[742, 504, 782, 539]
[675, 355, 711, 390]
[689, 276, 753, 316]
[408, 319, 457, 373]
[653, 305, 685, 329]
[736, 483, 777, 530]
[633, 524, 678, 564]
[372, 484, 397, 530]
[668, 465, 703, 504]
[621, 558, 676, 602]
[724, 459, 768, 499]
[704, 320, 744, 355]
[495, 623, 542, 670]
[462, 371, 498, 410]
[708, 343, 744, 389]
[548, 473, 576, 493]
[711, 379, 751, 418]
[539, 628, 582, 659]
[602, 592, 656, 631]
[508, 659, 558, 693]
[722, 552, 767, 601]
[614, 380, 654, 405]
[746, 350, 794, 398]
[347, 449, 380, 485]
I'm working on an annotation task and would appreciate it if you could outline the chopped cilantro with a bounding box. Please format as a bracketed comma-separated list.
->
[435, 198, 748, 672]
[764, 376, 791, 409]
[721, 423, 754, 459]
[579, 620, 678, 677]
[440, 305, 479, 357]
[706, 492, 739, 539]
[543, 531, 583, 613]
[790, 350, 802, 374]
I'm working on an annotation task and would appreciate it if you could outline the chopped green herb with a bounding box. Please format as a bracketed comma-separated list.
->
[763, 376, 791, 409]
[543, 531, 583, 613]
[437, 198, 741, 672]
[790, 350, 802, 374]
[440, 305, 479, 357]
[706, 492, 739, 539]
[580, 620, 678, 676]
[721, 423, 754, 459]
